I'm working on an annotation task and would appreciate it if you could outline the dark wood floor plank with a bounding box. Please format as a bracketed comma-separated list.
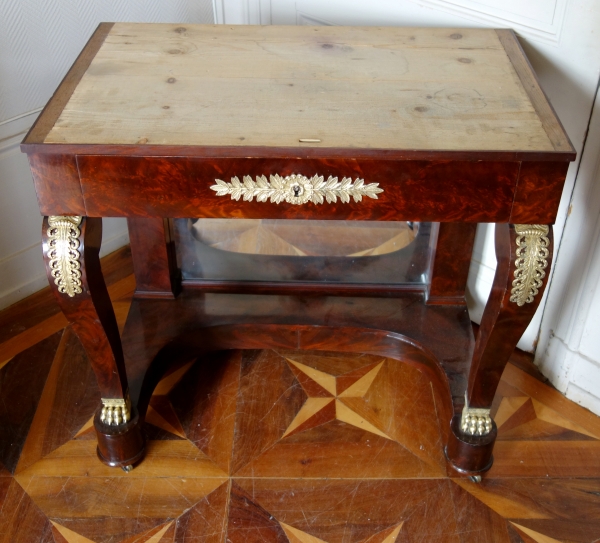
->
[174, 482, 229, 543]
[0, 331, 62, 474]
[170, 350, 241, 474]
[226, 481, 289, 543]
[0, 479, 54, 543]
[230, 350, 308, 475]
[449, 481, 513, 543]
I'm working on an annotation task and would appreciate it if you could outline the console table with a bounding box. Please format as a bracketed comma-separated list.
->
[21, 23, 575, 478]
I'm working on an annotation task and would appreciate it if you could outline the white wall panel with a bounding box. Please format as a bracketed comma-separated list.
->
[0, 0, 214, 123]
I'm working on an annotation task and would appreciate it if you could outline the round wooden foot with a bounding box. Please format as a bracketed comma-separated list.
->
[445, 414, 497, 476]
[95, 410, 146, 468]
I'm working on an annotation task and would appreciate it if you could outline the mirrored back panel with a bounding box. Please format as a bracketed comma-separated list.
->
[174, 219, 433, 288]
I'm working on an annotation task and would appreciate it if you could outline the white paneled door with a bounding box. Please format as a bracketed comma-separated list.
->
[218, 0, 600, 411]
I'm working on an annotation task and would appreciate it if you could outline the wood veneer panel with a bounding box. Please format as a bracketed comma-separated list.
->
[78, 156, 519, 222]
[510, 161, 570, 224]
[28, 153, 85, 216]
[226, 482, 289, 543]
[0, 286, 61, 346]
[511, 519, 600, 542]
[230, 350, 445, 478]
[0, 312, 67, 364]
[428, 222, 477, 303]
[17, 439, 227, 480]
[127, 217, 178, 297]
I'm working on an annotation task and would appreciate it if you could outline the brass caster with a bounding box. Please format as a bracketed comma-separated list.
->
[469, 475, 482, 483]
[122, 465, 133, 473]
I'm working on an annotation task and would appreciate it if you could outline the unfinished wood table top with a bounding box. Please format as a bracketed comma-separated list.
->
[25, 23, 573, 159]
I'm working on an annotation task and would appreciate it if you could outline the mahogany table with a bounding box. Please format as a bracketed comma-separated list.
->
[21, 23, 575, 478]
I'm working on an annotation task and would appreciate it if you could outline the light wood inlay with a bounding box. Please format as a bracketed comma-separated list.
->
[40, 24, 568, 154]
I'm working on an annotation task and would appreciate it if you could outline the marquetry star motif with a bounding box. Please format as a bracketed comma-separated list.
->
[283, 358, 393, 440]
[494, 396, 600, 440]
[279, 521, 403, 543]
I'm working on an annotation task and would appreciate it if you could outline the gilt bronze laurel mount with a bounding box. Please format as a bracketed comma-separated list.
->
[47, 216, 83, 297]
[211, 174, 383, 205]
[510, 224, 550, 306]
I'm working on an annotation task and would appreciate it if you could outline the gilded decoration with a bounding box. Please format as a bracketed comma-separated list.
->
[46, 215, 83, 297]
[100, 395, 131, 426]
[210, 174, 383, 205]
[510, 224, 550, 306]
[461, 394, 492, 436]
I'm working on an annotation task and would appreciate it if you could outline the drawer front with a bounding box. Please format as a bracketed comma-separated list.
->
[77, 156, 519, 222]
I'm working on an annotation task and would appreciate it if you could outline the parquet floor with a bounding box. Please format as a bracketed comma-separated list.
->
[1, 247, 600, 543]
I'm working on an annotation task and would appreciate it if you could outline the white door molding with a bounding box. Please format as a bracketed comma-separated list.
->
[536, 82, 600, 414]
[214, 0, 272, 24]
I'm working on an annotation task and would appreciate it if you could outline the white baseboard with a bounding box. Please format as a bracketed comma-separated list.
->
[539, 335, 600, 415]
[565, 382, 600, 416]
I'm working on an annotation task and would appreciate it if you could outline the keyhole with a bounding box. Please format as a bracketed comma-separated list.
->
[293, 185, 300, 197]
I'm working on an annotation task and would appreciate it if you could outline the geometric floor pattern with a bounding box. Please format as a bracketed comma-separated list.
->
[1, 247, 600, 543]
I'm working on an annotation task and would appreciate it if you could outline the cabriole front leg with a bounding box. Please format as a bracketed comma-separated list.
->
[42, 216, 145, 469]
[447, 223, 553, 477]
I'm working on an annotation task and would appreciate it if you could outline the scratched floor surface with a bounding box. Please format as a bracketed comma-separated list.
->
[1, 246, 600, 543]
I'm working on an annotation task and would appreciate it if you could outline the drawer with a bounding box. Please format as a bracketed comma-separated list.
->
[76, 156, 520, 222]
